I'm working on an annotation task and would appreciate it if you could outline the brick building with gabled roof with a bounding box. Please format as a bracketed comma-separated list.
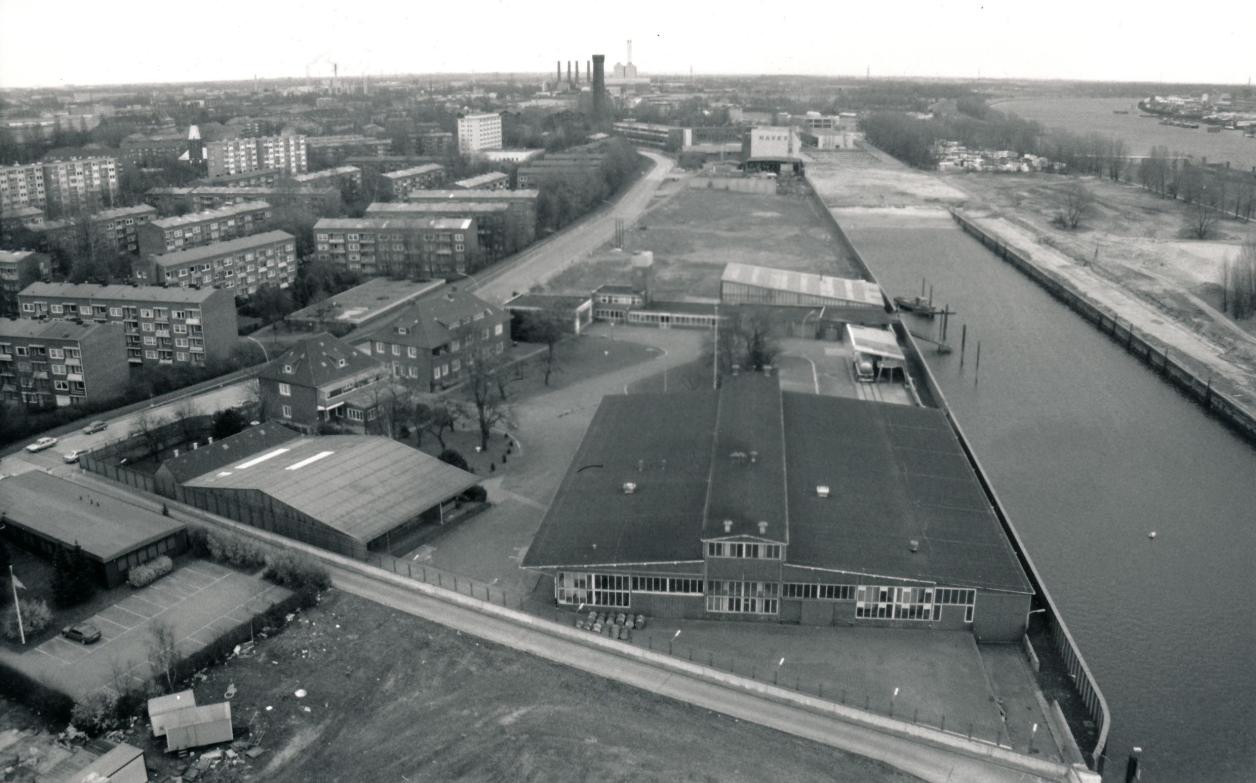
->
[256, 332, 387, 433]
[351, 286, 508, 392]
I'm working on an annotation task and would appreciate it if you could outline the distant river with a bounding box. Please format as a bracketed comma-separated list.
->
[839, 211, 1256, 783]
[997, 96, 1256, 171]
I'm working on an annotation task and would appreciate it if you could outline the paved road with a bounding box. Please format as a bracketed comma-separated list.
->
[469, 149, 674, 304]
[330, 567, 1067, 783]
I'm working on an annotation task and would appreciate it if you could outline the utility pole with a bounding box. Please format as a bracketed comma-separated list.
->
[712, 303, 720, 390]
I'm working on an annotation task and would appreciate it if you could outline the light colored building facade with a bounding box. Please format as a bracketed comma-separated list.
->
[365, 202, 515, 263]
[18, 282, 237, 368]
[206, 136, 307, 177]
[38, 204, 158, 256]
[612, 121, 691, 151]
[403, 189, 537, 250]
[456, 113, 503, 154]
[0, 319, 128, 407]
[137, 230, 296, 297]
[314, 217, 478, 279]
[137, 201, 272, 257]
[0, 163, 47, 212]
[40, 157, 120, 216]
[0, 250, 51, 318]
[453, 172, 509, 191]
[378, 163, 445, 198]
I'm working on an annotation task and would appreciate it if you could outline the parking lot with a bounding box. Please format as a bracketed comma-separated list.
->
[0, 560, 289, 700]
[777, 337, 915, 406]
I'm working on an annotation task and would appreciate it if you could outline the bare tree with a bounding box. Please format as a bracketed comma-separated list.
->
[171, 399, 201, 444]
[415, 398, 461, 449]
[130, 409, 167, 459]
[1223, 234, 1256, 319]
[1053, 179, 1095, 230]
[1185, 192, 1221, 240]
[707, 306, 780, 378]
[516, 308, 566, 386]
[147, 620, 180, 692]
[463, 352, 513, 451]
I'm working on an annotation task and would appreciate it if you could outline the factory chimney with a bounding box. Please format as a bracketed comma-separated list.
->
[556, 60, 562, 86]
[567, 61, 572, 85]
[575, 61, 579, 83]
[628, 39, 632, 65]
[587, 60, 591, 82]
[592, 54, 606, 120]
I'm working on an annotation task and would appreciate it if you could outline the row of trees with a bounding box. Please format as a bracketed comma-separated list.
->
[535, 138, 646, 233]
[1221, 235, 1256, 318]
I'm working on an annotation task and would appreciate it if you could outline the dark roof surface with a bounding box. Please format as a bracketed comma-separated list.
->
[783, 395, 1031, 593]
[522, 393, 717, 569]
[160, 424, 300, 483]
[524, 379, 1031, 593]
[0, 472, 185, 561]
[361, 287, 505, 349]
[258, 332, 383, 388]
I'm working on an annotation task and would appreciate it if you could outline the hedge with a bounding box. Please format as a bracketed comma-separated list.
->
[127, 555, 173, 588]
[189, 525, 328, 608]
[1, 598, 52, 641]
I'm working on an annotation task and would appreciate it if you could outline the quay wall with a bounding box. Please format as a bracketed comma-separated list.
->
[806, 183, 1111, 771]
[950, 208, 1256, 447]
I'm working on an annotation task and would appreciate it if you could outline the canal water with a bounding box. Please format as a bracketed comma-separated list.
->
[838, 209, 1256, 783]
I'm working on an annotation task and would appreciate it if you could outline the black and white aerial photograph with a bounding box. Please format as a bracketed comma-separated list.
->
[0, 1, 1252, 780]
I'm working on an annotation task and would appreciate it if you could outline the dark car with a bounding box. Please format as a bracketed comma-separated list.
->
[61, 622, 102, 645]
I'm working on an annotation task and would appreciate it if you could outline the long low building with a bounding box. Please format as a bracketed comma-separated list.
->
[137, 200, 272, 257]
[403, 189, 537, 248]
[364, 201, 517, 262]
[0, 472, 188, 587]
[720, 261, 884, 309]
[157, 426, 481, 558]
[314, 217, 479, 278]
[523, 373, 1033, 641]
[136, 230, 296, 297]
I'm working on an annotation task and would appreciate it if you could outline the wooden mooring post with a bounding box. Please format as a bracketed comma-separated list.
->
[974, 342, 982, 385]
[960, 324, 967, 367]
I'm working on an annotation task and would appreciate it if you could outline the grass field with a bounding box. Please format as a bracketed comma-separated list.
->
[545, 186, 864, 299]
[121, 590, 922, 783]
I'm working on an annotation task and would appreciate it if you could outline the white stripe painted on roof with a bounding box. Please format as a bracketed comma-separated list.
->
[234, 448, 290, 470]
[285, 451, 335, 471]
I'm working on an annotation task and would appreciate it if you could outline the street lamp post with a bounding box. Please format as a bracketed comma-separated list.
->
[890, 686, 900, 718]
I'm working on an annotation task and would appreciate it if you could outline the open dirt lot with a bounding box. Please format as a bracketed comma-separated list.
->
[807, 147, 968, 208]
[119, 590, 923, 783]
[544, 186, 863, 299]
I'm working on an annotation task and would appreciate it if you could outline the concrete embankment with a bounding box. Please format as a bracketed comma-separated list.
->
[950, 208, 1256, 446]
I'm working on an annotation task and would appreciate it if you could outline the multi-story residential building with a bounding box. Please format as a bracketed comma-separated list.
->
[144, 186, 338, 214]
[364, 202, 516, 263]
[38, 204, 159, 257]
[0, 319, 128, 408]
[354, 286, 508, 392]
[314, 217, 478, 279]
[378, 163, 445, 198]
[0, 163, 47, 212]
[205, 135, 307, 177]
[404, 189, 537, 248]
[414, 131, 455, 157]
[119, 134, 188, 167]
[453, 172, 509, 191]
[18, 282, 237, 368]
[41, 157, 120, 215]
[456, 113, 503, 154]
[343, 155, 437, 176]
[0, 250, 51, 318]
[305, 135, 391, 163]
[0, 206, 45, 233]
[257, 333, 388, 432]
[136, 230, 296, 297]
[612, 120, 692, 151]
[198, 168, 284, 187]
[137, 201, 272, 257]
[290, 166, 362, 191]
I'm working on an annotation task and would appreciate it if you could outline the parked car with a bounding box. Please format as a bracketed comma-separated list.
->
[63, 449, 89, 464]
[24, 437, 58, 453]
[82, 420, 108, 435]
[62, 623, 102, 645]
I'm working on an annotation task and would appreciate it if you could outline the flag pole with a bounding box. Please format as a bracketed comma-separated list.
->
[10, 565, 24, 646]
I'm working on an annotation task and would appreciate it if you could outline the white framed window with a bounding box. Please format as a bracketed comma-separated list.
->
[494, 323, 503, 336]
[278, 382, 291, 397]
[705, 581, 778, 615]
[407, 347, 417, 359]
[281, 404, 292, 419]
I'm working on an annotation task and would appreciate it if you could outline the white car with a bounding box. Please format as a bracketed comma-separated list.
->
[63, 449, 89, 464]
[25, 437, 58, 453]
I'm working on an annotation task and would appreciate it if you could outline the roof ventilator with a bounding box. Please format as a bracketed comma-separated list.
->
[622, 482, 637, 495]
[816, 484, 830, 498]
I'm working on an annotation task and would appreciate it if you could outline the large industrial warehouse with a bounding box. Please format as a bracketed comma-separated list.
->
[523, 373, 1034, 642]
[157, 426, 480, 557]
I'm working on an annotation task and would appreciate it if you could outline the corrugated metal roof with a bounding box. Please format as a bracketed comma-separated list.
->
[182, 436, 480, 544]
[721, 262, 882, 307]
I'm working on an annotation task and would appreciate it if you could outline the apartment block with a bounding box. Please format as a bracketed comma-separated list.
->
[0, 163, 47, 212]
[119, 135, 188, 167]
[0, 250, 51, 318]
[305, 135, 391, 163]
[378, 163, 445, 198]
[18, 282, 237, 368]
[39, 204, 158, 256]
[205, 135, 307, 177]
[41, 157, 120, 215]
[354, 286, 509, 392]
[314, 217, 478, 279]
[0, 319, 128, 408]
[414, 131, 455, 157]
[199, 168, 284, 187]
[137, 230, 296, 297]
[137, 200, 272, 257]
[456, 113, 503, 154]
[365, 201, 515, 263]
[144, 186, 338, 214]
[290, 166, 362, 191]
[453, 172, 509, 191]
[404, 189, 537, 249]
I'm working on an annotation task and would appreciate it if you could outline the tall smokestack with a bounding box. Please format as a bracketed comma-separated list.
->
[567, 61, 572, 85]
[587, 60, 591, 83]
[557, 60, 561, 86]
[628, 40, 633, 65]
[592, 54, 606, 120]
[575, 61, 579, 83]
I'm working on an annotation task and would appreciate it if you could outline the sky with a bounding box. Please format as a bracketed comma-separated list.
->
[1, 0, 1253, 89]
